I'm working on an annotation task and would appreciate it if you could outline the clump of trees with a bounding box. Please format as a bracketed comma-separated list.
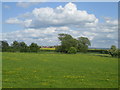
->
[0, 41, 40, 52]
[55, 33, 91, 54]
[108, 45, 120, 57]
[29, 43, 40, 52]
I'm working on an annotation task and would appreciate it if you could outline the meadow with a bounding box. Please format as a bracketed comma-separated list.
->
[2, 52, 118, 88]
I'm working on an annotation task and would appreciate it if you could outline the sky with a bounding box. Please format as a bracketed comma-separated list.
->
[1, 2, 118, 48]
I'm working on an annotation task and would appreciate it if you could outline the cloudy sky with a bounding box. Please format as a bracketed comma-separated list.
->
[2, 2, 118, 48]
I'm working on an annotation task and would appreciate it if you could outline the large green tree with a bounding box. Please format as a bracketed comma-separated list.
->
[57, 33, 78, 53]
[11, 41, 20, 52]
[77, 37, 91, 53]
[108, 45, 118, 57]
[56, 34, 91, 53]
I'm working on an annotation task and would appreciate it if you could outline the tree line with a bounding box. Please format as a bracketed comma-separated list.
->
[0, 41, 40, 52]
[0, 33, 91, 53]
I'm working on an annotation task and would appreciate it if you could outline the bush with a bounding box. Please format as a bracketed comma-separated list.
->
[68, 47, 77, 54]
[108, 45, 117, 57]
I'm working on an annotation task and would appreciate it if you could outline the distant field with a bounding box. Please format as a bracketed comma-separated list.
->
[2, 52, 118, 88]
[40, 48, 55, 51]
[40, 48, 107, 51]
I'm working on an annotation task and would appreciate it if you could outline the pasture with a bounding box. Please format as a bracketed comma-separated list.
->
[2, 52, 118, 88]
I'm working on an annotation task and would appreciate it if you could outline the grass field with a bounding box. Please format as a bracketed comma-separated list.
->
[2, 52, 118, 88]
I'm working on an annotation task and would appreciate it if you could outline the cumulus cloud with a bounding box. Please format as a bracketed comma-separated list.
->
[6, 2, 98, 29]
[30, 3, 98, 28]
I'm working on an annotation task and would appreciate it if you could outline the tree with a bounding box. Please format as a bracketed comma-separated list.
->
[19, 42, 28, 52]
[11, 41, 21, 52]
[77, 37, 91, 53]
[1, 41, 9, 52]
[68, 47, 77, 54]
[57, 33, 78, 53]
[29, 43, 40, 52]
[56, 33, 91, 53]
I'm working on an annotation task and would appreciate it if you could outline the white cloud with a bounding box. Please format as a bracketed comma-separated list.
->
[105, 17, 118, 26]
[30, 2, 98, 28]
[98, 18, 118, 33]
[6, 2, 98, 29]
[16, 2, 40, 8]
[23, 19, 32, 27]
[2, 27, 62, 46]
[5, 18, 23, 24]
[82, 31, 97, 40]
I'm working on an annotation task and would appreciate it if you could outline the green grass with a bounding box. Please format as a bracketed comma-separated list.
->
[2, 52, 118, 88]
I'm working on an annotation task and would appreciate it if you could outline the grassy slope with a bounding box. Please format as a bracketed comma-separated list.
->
[2, 52, 118, 88]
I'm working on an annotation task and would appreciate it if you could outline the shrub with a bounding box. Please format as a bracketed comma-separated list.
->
[108, 45, 117, 57]
[68, 47, 77, 54]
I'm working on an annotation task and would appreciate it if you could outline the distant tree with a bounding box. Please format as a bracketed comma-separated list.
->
[1, 41, 9, 52]
[57, 33, 78, 53]
[68, 47, 77, 54]
[11, 41, 20, 52]
[29, 43, 40, 52]
[108, 45, 118, 57]
[77, 37, 91, 53]
[19, 42, 28, 52]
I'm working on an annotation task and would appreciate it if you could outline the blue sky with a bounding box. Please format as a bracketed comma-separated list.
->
[2, 2, 118, 48]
